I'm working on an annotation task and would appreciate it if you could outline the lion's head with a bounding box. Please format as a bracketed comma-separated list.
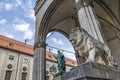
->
[68, 27, 83, 47]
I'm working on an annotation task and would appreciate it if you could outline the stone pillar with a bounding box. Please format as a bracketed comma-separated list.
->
[32, 40, 46, 80]
[75, 0, 105, 43]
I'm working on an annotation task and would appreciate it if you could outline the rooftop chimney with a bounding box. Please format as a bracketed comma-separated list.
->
[48, 48, 53, 52]
[25, 39, 29, 45]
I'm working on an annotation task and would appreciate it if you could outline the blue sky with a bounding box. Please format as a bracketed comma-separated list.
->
[46, 32, 76, 60]
[0, 0, 76, 60]
[0, 0, 35, 44]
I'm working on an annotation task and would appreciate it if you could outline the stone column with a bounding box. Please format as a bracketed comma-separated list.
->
[75, 0, 105, 43]
[32, 40, 46, 80]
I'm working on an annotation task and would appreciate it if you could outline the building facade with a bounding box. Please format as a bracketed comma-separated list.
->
[0, 35, 77, 80]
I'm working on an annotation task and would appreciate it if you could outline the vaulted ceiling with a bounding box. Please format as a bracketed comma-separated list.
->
[94, 0, 120, 41]
[95, 0, 120, 28]
[101, 0, 120, 22]
[43, 0, 120, 40]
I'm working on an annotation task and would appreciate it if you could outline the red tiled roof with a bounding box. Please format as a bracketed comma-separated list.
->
[46, 51, 57, 62]
[0, 35, 77, 67]
[66, 58, 77, 67]
[46, 51, 77, 67]
[0, 35, 33, 55]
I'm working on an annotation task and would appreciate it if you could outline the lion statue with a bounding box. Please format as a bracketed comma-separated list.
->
[68, 27, 114, 66]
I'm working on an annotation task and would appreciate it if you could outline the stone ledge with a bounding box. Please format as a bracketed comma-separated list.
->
[54, 62, 120, 80]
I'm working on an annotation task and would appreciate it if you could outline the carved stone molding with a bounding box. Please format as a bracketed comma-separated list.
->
[34, 0, 46, 15]
[7, 64, 12, 69]
[23, 67, 27, 71]
[117, 32, 120, 39]
[75, 0, 93, 10]
[34, 42, 46, 49]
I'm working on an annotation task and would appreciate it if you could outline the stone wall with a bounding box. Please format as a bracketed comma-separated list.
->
[108, 38, 120, 68]
[0, 48, 33, 80]
[0, 48, 74, 80]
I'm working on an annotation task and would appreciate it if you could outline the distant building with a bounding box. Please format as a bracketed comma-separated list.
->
[0, 35, 77, 80]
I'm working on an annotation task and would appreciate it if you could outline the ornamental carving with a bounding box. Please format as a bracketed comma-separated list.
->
[75, 0, 93, 10]
[23, 67, 27, 71]
[34, 42, 46, 49]
[84, 0, 93, 6]
[7, 64, 12, 69]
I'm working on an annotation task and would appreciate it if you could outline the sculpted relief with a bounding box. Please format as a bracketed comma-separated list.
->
[68, 27, 114, 66]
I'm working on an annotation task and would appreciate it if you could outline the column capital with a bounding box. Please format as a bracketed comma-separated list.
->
[75, 0, 93, 10]
[34, 42, 46, 49]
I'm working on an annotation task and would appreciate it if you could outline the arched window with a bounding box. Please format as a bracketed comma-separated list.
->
[22, 72, 27, 80]
[5, 70, 12, 80]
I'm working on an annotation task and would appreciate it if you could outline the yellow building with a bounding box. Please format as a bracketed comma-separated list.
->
[0, 35, 77, 80]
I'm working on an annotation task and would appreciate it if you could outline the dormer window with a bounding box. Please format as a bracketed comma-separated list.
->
[9, 43, 14, 47]
[9, 55, 14, 60]
[49, 55, 52, 58]
[72, 62, 74, 64]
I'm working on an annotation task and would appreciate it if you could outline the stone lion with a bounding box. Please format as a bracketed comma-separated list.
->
[68, 27, 114, 66]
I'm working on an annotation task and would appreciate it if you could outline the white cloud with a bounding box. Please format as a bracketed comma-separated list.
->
[15, 0, 22, 6]
[63, 47, 76, 60]
[24, 29, 34, 39]
[46, 46, 76, 60]
[65, 53, 76, 60]
[51, 38, 64, 46]
[0, 19, 7, 25]
[4, 33, 14, 38]
[13, 18, 34, 39]
[4, 3, 13, 10]
[13, 22, 30, 32]
[0, 0, 35, 19]
[15, 0, 35, 20]
[0, 2, 13, 11]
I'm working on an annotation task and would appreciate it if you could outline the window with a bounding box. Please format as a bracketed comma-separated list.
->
[48, 55, 52, 58]
[46, 76, 49, 80]
[23, 58, 28, 63]
[5, 71, 12, 80]
[0, 51, 1, 55]
[22, 72, 27, 80]
[46, 64, 49, 68]
[46, 70, 49, 75]
[9, 55, 14, 60]
[9, 43, 14, 47]
[117, 32, 120, 39]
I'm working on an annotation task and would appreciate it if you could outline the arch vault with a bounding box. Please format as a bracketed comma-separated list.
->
[33, 0, 120, 80]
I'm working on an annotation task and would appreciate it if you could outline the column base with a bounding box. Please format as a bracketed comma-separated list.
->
[54, 62, 120, 80]
[54, 73, 63, 80]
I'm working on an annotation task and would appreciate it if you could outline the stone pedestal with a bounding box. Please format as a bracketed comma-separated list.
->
[54, 73, 63, 80]
[54, 62, 120, 80]
[54, 75, 62, 80]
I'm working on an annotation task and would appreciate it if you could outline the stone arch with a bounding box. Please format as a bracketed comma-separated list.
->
[46, 29, 85, 64]
[33, 0, 120, 79]
[34, 1, 77, 80]
[36, 0, 120, 48]
[36, 0, 65, 42]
